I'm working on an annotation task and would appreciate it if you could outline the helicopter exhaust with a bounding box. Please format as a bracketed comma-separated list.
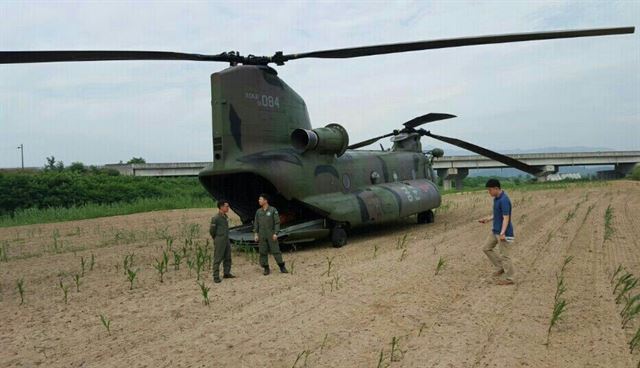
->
[291, 123, 349, 157]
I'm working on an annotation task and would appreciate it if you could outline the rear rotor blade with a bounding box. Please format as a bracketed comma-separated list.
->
[347, 132, 395, 150]
[0, 50, 240, 64]
[281, 27, 634, 62]
[425, 131, 542, 176]
[403, 113, 456, 129]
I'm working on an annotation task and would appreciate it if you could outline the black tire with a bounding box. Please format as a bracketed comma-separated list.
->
[417, 210, 435, 224]
[331, 226, 347, 248]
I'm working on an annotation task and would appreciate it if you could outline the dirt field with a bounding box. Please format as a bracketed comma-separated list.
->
[1, 180, 639, 367]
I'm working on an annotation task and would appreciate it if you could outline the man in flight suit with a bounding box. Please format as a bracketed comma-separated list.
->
[210, 199, 235, 283]
[253, 193, 288, 275]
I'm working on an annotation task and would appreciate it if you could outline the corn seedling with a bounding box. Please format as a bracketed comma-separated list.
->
[546, 298, 568, 345]
[373, 244, 379, 259]
[0, 241, 8, 262]
[292, 349, 311, 368]
[99, 314, 111, 335]
[616, 275, 638, 305]
[153, 257, 167, 283]
[395, 234, 408, 250]
[123, 253, 134, 275]
[399, 248, 408, 262]
[560, 256, 573, 274]
[89, 253, 95, 271]
[195, 247, 206, 281]
[418, 322, 427, 337]
[16, 278, 25, 305]
[126, 268, 138, 290]
[554, 274, 567, 302]
[289, 260, 296, 275]
[621, 294, 640, 328]
[320, 333, 328, 352]
[390, 336, 404, 362]
[435, 257, 446, 275]
[321, 256, 335, 277]
[604, 204, 614, 241]
[630, 326, 640, 353]
[165, 236, 174, 251]
[614, 273, 635, 300]
[172, 250, 183, 271]
[74, 274, 81, 292]
[59, 280, 69, 304]
[611, 265, 624, 285]
[197, 280, 210, 306]
[376, 350, 389, 368]
[80, 256, 86, 276]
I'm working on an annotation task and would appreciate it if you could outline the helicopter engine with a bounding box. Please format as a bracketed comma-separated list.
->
[291, 123, 349, 157]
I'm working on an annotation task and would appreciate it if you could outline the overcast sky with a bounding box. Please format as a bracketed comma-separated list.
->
[0, 0, 638, 168]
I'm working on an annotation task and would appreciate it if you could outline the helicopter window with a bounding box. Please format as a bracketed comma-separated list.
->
[370, 171, 380, 184]
[342, 174, 351, 190]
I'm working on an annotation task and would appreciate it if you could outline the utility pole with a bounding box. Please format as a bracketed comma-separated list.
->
[17, 144, 24, 169]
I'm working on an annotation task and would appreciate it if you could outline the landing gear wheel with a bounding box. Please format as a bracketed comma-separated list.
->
[417, 210, 435, 224]
[331, 225, 347, 248]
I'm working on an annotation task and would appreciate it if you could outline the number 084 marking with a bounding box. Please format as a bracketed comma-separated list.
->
[258, 95, 280, 108]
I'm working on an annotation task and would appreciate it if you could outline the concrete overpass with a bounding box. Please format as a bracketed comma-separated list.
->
[433, 151, 640, 190]
[104, 150, 640, 190]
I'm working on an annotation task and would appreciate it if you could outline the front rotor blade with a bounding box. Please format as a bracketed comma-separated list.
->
[347, 133, 395, 150]
[425, 132, 542, 176]
[0, 51, 239, 64]
[281, 27, 634, 61]
[403, 113, 456, 129]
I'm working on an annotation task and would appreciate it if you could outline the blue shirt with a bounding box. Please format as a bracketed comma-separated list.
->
[493, 191, 514, 237]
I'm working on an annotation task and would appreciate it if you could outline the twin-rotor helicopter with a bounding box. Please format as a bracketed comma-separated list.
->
[1, 26, 634, 247]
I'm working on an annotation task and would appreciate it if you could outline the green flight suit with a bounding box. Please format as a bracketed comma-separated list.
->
[210, 212, 232, 277]
[254, 205, 284, 267]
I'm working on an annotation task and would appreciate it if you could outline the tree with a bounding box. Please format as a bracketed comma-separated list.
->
[127, 157, 146, 164]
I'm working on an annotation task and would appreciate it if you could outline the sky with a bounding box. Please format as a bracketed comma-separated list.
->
[0, 0, 638, 168]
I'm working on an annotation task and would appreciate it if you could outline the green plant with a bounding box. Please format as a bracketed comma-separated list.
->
[0, 240, 8, 262]
[89, 253, 95, 271]
[616, 275, 638, 305]
[172, 250, 183, 271]
[126, 268, 138, 290]
[614, 273, 634, 299]
[99, 314, 111, 335]
[74, 273, 81, 292]
[418, 322, 427, 337]
[395, 234, 408, 250]
[560, 256, 573, 274]
[59, 280, 69, 304]
[123, 253, 134, 275]
[376, 349, 388, 368]
[289, 260, 296, 275]
[320, 333, 328, 352]
[153, 257, 167, 283]
[630, 326, 640, 353]
[621, 294, 640, 328]
[604, 204, 614, 241]
[292, 350, 311, 368]
[435, 257, 446, 275]
[390, 336, 404, 362]
[546, 298, 568, 345]
[321, 256, 335, 277]
[373, 244, 379, 259]
[80, 256, 86, 276]
[197, 280, 210, 306]
[195, 246, 206, 281]
[611, 265, 624, 285]
[16, 278, 25, 305]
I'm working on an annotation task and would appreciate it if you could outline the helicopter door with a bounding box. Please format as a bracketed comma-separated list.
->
[357, 189, 384, 222]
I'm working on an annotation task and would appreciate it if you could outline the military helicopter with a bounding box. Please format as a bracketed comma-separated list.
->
[1, 26, 634, 247]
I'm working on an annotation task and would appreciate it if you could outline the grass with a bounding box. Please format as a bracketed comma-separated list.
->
[16, 278, 25, 305]
[435, 257, 447, 275]
[73, 274, 81, 292]
[197, 280, 210, 306]
[321, 256, 335, 277]
[59, 280, 69, 304]
[0, 195, 213, 228]
[604, 204, 615, 241]
[99, 314, 111, 336]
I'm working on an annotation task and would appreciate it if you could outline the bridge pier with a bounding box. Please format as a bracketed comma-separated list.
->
[598, 163, 638, 179]
[437, 168, 468, 190]
[535, 165, 558, 182]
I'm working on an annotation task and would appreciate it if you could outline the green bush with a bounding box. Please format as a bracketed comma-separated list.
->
[629, 165, 640, 181]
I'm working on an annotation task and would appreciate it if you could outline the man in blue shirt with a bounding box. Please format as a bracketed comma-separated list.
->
[478, 179, 515, 285]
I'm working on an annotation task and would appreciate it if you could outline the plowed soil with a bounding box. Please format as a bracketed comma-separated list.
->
[1, 180, 639, 367]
